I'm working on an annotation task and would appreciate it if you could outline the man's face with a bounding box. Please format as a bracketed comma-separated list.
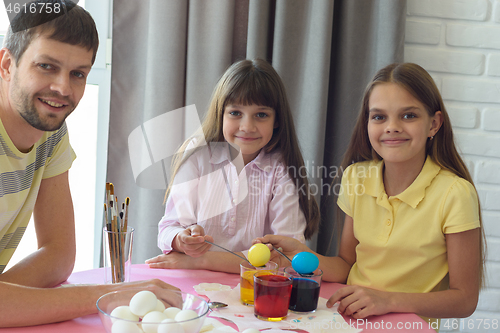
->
[9, 34, 93, 131]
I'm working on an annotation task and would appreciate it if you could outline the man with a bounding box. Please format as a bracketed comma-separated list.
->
[0, 0, 176, 327]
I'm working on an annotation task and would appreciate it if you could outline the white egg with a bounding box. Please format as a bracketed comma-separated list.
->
[242, 329, 261, 333]
[111, 320, 142, 333]
[175, 309, 200, 333]
[158, 319, 185, 333]
[163, 306, 182, 319]
[174, 309, 198, 322]
[129, 291, 158, 317]
[110, 305, 140, 323]
[154, 299, 166, 312]
[141, 311, 169, 333]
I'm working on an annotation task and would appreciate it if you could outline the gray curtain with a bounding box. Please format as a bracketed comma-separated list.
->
[318, 0, 406, 255]
[107, 0, 406, 264]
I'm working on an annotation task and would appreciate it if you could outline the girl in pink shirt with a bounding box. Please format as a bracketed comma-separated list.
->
[146, 59, 319, 273]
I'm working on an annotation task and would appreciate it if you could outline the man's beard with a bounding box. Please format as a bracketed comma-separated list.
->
[12, 75, 75, 131]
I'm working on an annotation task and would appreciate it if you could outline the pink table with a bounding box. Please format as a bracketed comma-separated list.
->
[0, 264, 434, 332]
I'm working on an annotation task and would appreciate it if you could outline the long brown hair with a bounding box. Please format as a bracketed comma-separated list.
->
[166, 59, 320, 239]
[339, 62, 486, 287]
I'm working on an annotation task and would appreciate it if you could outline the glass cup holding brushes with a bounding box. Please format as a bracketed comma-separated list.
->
[103, 183, 134, 284]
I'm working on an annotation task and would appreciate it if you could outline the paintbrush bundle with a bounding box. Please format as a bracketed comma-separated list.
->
[104, 182, 131, 283]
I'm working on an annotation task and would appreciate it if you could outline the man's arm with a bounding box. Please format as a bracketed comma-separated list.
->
[0, 279, 179, 327]
[0, 171, 75, 287]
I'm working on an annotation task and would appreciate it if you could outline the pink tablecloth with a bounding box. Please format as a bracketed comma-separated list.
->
[0, 264, 434, 332]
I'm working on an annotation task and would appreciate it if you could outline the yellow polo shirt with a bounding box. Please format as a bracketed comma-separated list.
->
[337, 156, 480, 294]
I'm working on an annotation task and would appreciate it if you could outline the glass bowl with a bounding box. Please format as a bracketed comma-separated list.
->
[96, 289, 209, 333]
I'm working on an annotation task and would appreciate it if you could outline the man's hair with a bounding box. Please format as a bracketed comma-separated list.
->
[3, 0, 99, 65]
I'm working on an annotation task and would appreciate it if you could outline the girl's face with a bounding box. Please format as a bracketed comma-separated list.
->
[367, 83, 442, 166]
[223, 103, 277, 164]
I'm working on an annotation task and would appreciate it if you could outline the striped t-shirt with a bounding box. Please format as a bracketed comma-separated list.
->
[0, 118, 76, 274]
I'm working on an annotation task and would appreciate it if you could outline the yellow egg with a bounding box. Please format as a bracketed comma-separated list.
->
[248, 243, 270, 267]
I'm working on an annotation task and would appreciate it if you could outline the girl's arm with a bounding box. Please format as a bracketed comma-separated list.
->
[158, 154, 208, 254]
[171, 225, 213, 256]
[256, 215, 358, 283]
[146, 251, 243, 273]
[306, 214, 357, 283]
[328, 215, 358, 283]
[328, 228, 480, 319]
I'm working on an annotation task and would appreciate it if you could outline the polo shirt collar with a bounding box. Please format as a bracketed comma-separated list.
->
[362, 159, 384, 198]
[364, 156, 441, 209]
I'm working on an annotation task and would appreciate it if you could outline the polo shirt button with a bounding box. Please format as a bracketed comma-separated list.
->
[235, 180, 238, 184]
[386, 220, 391, 226]
[231, 217, 235, 222]
[233, 199, 237, 204]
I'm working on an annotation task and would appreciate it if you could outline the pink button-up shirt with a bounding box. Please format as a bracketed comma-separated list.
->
[158, 141, 306, 254]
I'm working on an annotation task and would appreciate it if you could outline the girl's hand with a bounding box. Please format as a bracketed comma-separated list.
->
[173, 225, 214, 257]
[146, 253, 200, 270]
[253, 234, 308, 266]
[326, 285, 394, 319]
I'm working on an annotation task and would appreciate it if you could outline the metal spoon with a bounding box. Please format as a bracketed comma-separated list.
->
[208, 301, 228, 309]
[272, 246, 292, 263]
[272, 246, 309, 277]
[204, 240, 250, 263]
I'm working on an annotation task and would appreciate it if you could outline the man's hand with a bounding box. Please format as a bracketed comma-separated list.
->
[108, 278, 180, 294]
[0, 278, 180, 327]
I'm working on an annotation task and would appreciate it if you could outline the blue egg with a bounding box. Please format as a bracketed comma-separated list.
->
[292, 252, 319, 274]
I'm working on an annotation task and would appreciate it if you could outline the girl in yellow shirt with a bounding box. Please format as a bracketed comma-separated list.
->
[258, 63, 484, 323]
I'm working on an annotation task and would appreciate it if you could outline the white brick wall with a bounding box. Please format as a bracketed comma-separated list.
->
[405, 1, 500, 332]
